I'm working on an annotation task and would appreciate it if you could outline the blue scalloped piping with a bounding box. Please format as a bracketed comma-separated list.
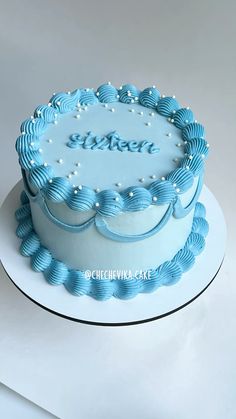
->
[15, 191, 209, 301]
[15, 83, 209, 216]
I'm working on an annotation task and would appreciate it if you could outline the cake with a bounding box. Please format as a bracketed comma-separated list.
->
[15, 83, 209, 300]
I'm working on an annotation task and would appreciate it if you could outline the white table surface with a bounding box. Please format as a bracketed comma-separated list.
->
[0, 1, 235, 418]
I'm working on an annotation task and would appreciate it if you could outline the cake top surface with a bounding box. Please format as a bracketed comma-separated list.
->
[42, 101, 184, 190]
[16, 83, 209, 215]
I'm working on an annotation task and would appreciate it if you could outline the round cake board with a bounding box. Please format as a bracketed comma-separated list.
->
[0, 181, 226, 326]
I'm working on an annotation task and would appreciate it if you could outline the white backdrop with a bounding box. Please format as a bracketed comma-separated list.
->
[0, 1, 236, 418]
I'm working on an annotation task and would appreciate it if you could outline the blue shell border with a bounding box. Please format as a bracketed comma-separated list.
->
[15, 83, 209, 217]
[15, 190, 209, 301]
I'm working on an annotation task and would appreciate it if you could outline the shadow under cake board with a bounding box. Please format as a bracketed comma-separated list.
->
[0, 181, 226, 327]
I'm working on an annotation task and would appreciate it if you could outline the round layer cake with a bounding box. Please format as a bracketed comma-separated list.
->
[15, 83, 209, 300]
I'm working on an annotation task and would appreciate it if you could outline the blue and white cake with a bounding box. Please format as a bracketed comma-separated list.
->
[15, 83, 209, 300]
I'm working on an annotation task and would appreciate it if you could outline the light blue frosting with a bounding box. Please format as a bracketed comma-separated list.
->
[34, 105, 58, 123]
[156, 96, 180, 116]
[148, 180, 176, 205]
[15, 83, 209, 216]
[121, 186, 152, 211]
[67, 130, 160, 154]
[181, 155, 204, 176]
[118, 84, 140, 104]
[49, 89, 81, 113]
[43, 177, 72, 202]
[31, 247, 52, 272]
[19, 150, 43, 170]
[185, 138, 209, 157]
[173, 108, 194, 129]
[139, 87, 160, 108]
[22, 172, 202, 242]
[15, 192, 208, 300]
[21, 118, 47, 136]
[15, 134, 40, 153]
[166, 168, 194, 193]
[79, 88, 98, 105]
[182, 122, 205, 141]
[67, 186, 96, 211]
[96, 83, 118, 103]
[28, 165, 53, 188]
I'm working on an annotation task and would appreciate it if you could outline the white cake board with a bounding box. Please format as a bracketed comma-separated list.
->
[0, 181, 226, 326]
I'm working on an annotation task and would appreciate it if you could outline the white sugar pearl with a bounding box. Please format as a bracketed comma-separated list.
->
[139, 178, 145, 183]
[189, 155, 193, 160]
[95, 202, 100, 207]
[173, 183, 177, 187]
[145, 122, 151, 126]
[39, 148, 43, 153]
[30, 159, 35, 165]
[116, 182, 122, 187]
[76, 162, 81, 167]
[176, 143, 182, 147]
[78, 185, 83, 190]
[150, 174, 156, 179]
[161, 176, 165, 181]
[74, 190, 78, 194]
[139, 111, 144, 116]
[48, 179, 53, 183]
[104, 103, 108, 108]
[56, 101, 61, 106]
[176, 188, 180, 193]
[75, 114, 80, 119]
[127, 91, 131, 97]
[201, 154, 205, 158]
[173, 158, 179, 162]
[129, 109, 135, 112]
[149, 90, 152, 95]
[128, 192, 134, 197]
[58, 158, 63, 164]
[73, 170, 78, 175]
[206, 143, 210, 148]
[135, 96, 138, 101]
[115, 197, 119, 202]
[95, 188, 100, 193]
[68, 174, 72, 178]
[107, 81, 111, 85]
[167, 133, 172, 137]
[152, 196, 158, 202]
[43, 162, 48, 167]
[172, 110, 176, 114]
[54, 120, 58, 125]
[149, 112, 155, 116]
[170, 119, 174, 123]
[96, 92, 99, 96]
[48, 138, 53, 143]
[110, 108, 115, 112]
[186, 166, 190, 170]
